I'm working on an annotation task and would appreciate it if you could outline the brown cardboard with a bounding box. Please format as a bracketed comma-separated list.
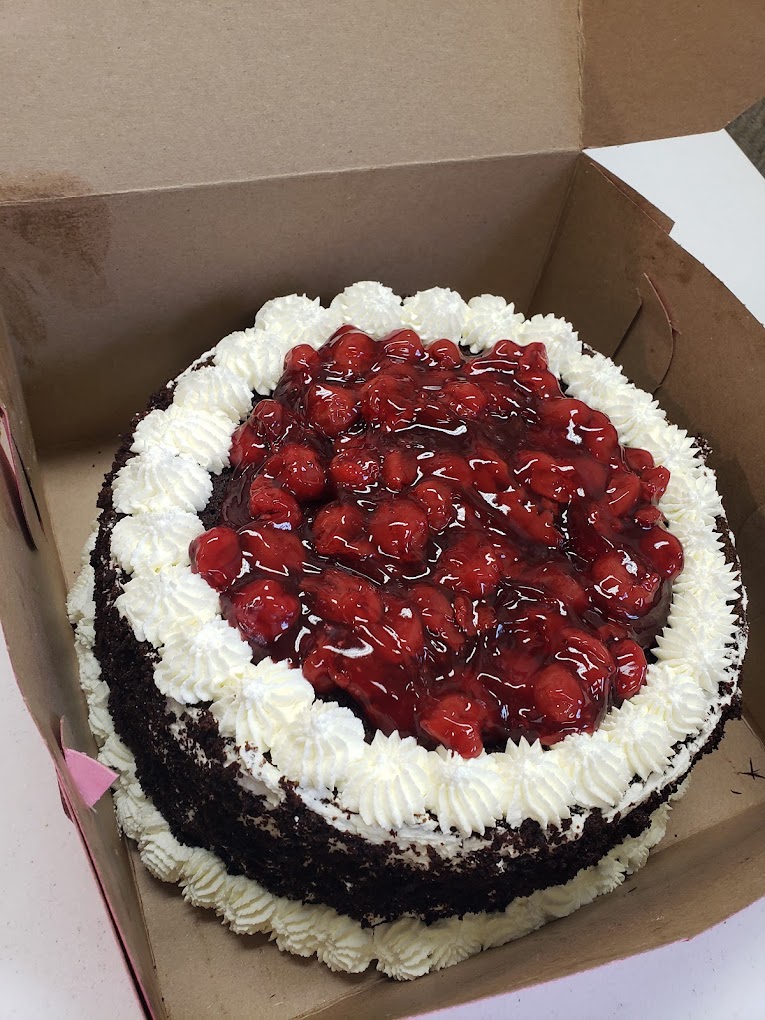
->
[2, 2, 765, 1017]
[0, 2, 580, 197]
[581, 0, 765, 146]
[0, 329, 165, 1017]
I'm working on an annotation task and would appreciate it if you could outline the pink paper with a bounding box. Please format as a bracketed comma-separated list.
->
[62, 747, 118, 808]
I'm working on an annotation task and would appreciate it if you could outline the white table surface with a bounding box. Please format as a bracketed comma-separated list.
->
[1, 128, 764, 1020]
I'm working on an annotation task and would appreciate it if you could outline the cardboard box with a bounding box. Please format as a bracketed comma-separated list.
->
[1, 2, 765, 1016]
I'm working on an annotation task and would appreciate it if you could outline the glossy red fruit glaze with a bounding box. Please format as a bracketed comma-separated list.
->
[190, 527, 243, 591]
[412, 478, 456, 531]
[382, 448, 418, 490]
[370, 498, 429, 561]
[229, 422, 268, 470]
[265, 443, 326, 501]
[330, 331, 378, 376]
[428, 338, 463, 368]
[303, 568, 383, 626]
[360, 372, 417, 431]
[248, 479, 303, 529]
[312, 501, 369, 558]
[639, 526, 684, 579]
[306, 383, 359, 437]
[239, 525, 305, 575]
[208, 327, 682, 755]
[420, 694, 486, 758]
[641, 465, 671, 502]
[222, 578, 300, 645]
[329, 449, 381, 490]
[283, 343, 320, 374]
[533, 665, 586, 727]
[249, 399, 298, 445]
[441, 381, 488, 419]
[381, 328, 426, 362]
[611, 639, 648, 699]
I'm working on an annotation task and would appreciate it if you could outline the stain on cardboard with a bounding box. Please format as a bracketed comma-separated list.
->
[0, 172, 111, 354]
[0, 171, 91, 206]
[0, 264, 47, 353]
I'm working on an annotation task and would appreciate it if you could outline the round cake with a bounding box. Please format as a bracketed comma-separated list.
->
[68, 282, 747, 980]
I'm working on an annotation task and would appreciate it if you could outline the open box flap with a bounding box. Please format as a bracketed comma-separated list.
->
[581, 0, 765, 147]
[3, 1, 763, 204]
[0, 323, 164, 1018]
[0, 1, 580, 199]
[532, 155, 765, 734]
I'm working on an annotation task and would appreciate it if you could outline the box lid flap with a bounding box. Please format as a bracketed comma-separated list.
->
[0, 2, 580, 200]
[582, 0, 765, 147]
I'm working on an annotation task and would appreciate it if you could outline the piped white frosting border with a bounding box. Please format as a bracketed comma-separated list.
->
[71, 539, 677, 978]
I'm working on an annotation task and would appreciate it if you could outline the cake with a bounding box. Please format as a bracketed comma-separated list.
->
[67, 282, 747, 980]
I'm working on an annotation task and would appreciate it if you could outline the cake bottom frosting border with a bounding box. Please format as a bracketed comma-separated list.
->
[74, 549, 686, 981]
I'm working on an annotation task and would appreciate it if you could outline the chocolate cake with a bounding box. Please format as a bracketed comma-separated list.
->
[68, 283, 746, 979]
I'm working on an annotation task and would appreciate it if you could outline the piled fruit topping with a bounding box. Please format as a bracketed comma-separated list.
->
[190, 326, 683, 757]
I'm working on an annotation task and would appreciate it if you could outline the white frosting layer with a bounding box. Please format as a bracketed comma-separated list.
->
[86, 286, 744, 855]
[132, 404, 235, 474]
[329, 281, 404, 339]
[172, 366, 254, 422]
[462, 295, 524, 353]
[213, 329, 291, 394]
[401, 287, 469, 343]
[254, 294, 343, 349]
[112, 447, 212, 515]
[114, 566, 220, 647]
[110, 511, 204, 574]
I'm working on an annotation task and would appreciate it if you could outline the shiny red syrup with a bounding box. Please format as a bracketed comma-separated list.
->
[189, 326, 684, 758]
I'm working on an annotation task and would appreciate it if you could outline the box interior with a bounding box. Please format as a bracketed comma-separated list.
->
[2, 2, 765, 1017]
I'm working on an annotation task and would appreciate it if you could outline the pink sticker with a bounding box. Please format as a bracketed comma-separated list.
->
[63, 746, 118, 808]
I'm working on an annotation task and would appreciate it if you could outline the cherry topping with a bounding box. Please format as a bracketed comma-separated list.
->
[612, 639, 647, 699]
[369, 498, 429, 561]
[248, 479, 303, 530]
[329, 330, 377, 376]
[190, 527, 243, 591]
[239, 525, 305, 575]
[223, 578, 300, 645]
[382, 448, 418, 491]
[329, 449, 381, 490]
[265, 443, 327, 501]
[304, 568, 383, 626]
[229, 422, 268, 470]
[312, 502, 369, 558]
[412, 478, 457, 531]
[306, 383, 359, 437]
[204, 323, 683, 757]
[249, 399, 298, 445]
[428, 338, 463, 368]
[533, 664, 585, 727]
[420, 694, 486, 758]
[283, 344, 320, 375]
[381, 328, 426, 362]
